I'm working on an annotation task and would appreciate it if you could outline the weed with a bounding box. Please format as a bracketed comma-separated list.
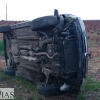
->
[77, 94, 86, 100]
[85, 76, 100, 91]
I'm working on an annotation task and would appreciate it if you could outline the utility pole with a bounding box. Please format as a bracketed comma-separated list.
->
[6, 3, 7, 20]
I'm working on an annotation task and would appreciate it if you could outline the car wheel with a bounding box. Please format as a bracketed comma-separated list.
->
[37, 82, 61, 96]
[0, 26, 11, 33]
[3, 34, 16, 76]
[31, 16, 58, 31]
[4, 68, 15, 76]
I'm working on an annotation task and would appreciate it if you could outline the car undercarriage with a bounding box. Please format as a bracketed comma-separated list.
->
[0, 11, 88, 96]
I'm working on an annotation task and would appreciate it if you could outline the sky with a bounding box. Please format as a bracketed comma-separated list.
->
[0, 0, 100, 20]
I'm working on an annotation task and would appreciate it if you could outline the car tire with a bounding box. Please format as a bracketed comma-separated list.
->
[3, 35, 8, 65]
[0, 26, 11, 33]
[3, 34, 16, 74]
[37, 82, 61, 96]
[4, 68, 15, 76]
[31, 16, 58, 31]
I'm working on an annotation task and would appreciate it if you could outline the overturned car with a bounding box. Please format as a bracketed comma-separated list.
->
[0, 11, 88, 96]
